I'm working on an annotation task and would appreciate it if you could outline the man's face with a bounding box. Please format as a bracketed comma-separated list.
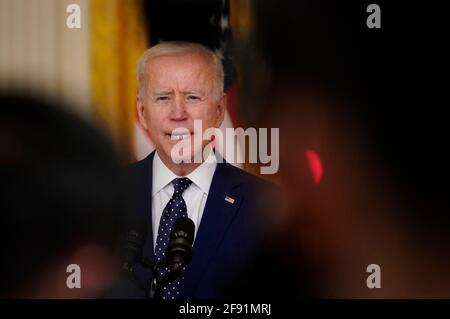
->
[137, 52, 225, 164]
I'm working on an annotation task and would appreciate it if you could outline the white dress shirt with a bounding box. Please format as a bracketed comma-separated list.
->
[151, 151, 217, 249]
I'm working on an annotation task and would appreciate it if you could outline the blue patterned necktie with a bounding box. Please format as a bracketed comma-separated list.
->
[154, 177, 192, 299]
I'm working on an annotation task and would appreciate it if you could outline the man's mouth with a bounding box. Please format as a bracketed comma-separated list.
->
[167, 132, 193, 140]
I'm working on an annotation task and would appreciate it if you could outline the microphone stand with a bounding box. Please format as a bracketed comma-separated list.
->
[121, 257, 153, 294]
[148, 260, 183, 299]
[123, 256, 184, 299]
[148, 260, 161, 299]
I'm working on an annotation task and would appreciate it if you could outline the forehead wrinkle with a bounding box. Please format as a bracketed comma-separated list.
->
[146, 54, 215, 96]
[152, 90, 174, 95]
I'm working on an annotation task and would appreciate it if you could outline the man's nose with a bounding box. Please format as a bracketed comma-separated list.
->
[170, 95, 188, 121]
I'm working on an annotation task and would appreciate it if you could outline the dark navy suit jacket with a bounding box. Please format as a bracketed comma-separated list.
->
[122, 151, 275, 299]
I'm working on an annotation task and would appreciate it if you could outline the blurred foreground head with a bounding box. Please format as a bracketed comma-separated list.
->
[0, 94, 132, 298]
[240, 0, 450, 297]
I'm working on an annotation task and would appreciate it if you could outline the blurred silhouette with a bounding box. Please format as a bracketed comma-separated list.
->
[0, 94, 134, 298]
[231, 0, 450, 298]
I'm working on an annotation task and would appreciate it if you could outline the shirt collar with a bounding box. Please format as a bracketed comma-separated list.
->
[152, 152, 177, 196]
[152, 151, 217, 196]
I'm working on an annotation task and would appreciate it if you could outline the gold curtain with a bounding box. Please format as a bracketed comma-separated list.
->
[90, 0, 148, 161]
[230, 0, 253, 42]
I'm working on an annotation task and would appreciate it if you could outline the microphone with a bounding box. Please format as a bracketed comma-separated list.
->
[119, 214, 147, 275]
[103, 214, 148, 297]
[165, 217, 195, 276]
[149, 217, 195, 299]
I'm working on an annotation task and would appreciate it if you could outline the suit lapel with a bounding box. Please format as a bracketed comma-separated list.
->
[181, 162, 243, 297]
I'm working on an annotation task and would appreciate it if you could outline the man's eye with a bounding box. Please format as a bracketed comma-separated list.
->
[156, 96, 169, 101]
[187, 95, 200, 101]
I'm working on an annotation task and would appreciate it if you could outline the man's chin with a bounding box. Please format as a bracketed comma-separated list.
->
[157, 138, 210, 164]
[157, 145, 192, 165]
[170, 156, 194, 165]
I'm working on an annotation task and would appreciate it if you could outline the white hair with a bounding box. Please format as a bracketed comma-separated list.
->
[137, 41, 224, 101]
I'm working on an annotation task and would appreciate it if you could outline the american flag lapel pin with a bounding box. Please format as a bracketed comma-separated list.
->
[224, 195, 235, 204]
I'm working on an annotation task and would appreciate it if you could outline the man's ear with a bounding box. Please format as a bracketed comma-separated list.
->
[136, 95, 149, 131]
[216, 93, 226, 127]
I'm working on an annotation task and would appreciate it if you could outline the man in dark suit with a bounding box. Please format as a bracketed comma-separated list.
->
[124, 41, 276, 299]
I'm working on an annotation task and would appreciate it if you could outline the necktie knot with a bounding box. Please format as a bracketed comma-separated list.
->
[172, 177, 192, 196]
